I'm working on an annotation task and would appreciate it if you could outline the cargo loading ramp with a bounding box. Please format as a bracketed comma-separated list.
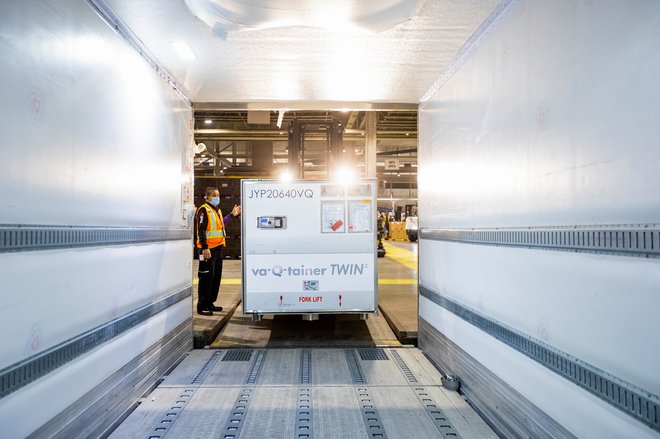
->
[111, 347, 497, 439]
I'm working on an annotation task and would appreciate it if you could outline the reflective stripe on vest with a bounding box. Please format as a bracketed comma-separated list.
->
[196, 204, 226, 248]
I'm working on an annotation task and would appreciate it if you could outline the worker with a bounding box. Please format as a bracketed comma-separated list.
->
[384, 212, 390, 239]
[195, 187, 241, 316]
[376, 212, 386, 257]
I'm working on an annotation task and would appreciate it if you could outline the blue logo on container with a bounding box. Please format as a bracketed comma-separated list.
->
[303, 280, 319, 291]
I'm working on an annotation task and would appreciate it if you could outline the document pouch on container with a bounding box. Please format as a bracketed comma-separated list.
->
[257, 216, 287, 229]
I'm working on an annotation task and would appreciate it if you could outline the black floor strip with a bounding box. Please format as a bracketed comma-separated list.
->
[245, 350, 267, 384]
[149, 351, 222, 439]
[346, 349, 389, 438]
[295, 349, 313, 439]
[345, 349, 365, 384]
[412, 386, 461, 438]
[355, 386, 388, 439]
[219, 350, 267, 439]
[389, 350, 418, 383]
[221, 387, 255, 439]
[390, 349, 462, 438]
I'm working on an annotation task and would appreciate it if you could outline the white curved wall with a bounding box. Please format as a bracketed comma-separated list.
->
[0, 1, 193, 437]
[418, 1, 660, 438]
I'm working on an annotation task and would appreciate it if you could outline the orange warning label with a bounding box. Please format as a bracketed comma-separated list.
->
[298, 296, 324, 303]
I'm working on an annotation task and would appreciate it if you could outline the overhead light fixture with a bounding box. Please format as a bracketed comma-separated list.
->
[279, 170, 294, 182]
[204, 119, 212, 124]
[171, 41, 197, 60]
[406, 133, 410, 136]
[335, 166, 355, 184]
[276, 110, 285, 129]
[185, 0, 421, 35]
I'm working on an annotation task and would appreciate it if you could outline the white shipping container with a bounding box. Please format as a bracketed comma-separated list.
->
[241, 179, 378, 316]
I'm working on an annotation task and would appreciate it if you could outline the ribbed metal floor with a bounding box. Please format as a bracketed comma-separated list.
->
[110, 348, 496, 439]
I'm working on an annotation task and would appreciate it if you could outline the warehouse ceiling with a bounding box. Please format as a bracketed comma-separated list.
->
[193, 110, 419, 186]
[193, 109, 418, 139]
[105, 0, 500, 103]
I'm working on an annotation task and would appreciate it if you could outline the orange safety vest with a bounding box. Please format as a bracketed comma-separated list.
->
[195, 204, 226, 249]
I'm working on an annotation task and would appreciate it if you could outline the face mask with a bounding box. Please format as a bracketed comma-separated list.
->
[210, 196, 220, 206]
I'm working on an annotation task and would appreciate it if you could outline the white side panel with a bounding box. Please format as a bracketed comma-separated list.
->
[0, 240, 192, 371]
[419, 239, 660, 396]
[0, 1, 192, 227]
[419, 1, 660, 228]
[418, 0, 660, 436]
[0, 300, 190, 439]
[0, 1, 193, 436]
[419, 297, 658, 439]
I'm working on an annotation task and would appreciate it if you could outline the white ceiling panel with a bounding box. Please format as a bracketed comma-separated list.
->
[105, 0, 500, 103]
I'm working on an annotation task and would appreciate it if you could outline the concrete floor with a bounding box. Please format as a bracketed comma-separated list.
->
[192, 241, 419, 348]
[212, 304, 401, 348]
[377, 241, 418, 344]
[191, 258, 243, 347]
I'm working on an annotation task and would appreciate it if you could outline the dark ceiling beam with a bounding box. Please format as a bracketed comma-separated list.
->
[193, 102, 418, 111]
[377, 148, 417, 156]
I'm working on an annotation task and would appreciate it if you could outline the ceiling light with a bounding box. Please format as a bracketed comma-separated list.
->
[406, 133, 410, 136]
[279, 170, 294, 182]
[171, 41, 196, 60]
[335, 166, 355, 183]
[276, 109, 285, 128]
[204, 119, 212, 124]
[342, 148, 346, 153]
[186, 1, 420, 34]
[355, 149, 359, 153]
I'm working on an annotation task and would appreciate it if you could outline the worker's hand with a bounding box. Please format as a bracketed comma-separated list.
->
[202, 249, 211, 260]
[232, 204, 241, 216]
